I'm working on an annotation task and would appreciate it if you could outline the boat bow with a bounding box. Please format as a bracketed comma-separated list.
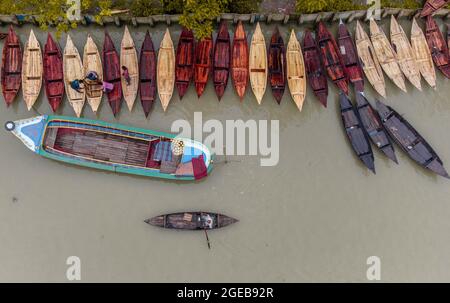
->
[5, 115, 46, 152]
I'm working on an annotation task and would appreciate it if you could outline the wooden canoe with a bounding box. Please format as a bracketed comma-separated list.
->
[339, 92, 375, 174]
[420, 0, 450, 17]
[6, 115, 213, 181]
[63, 35, 85, 117]
[175, 28, 194, 99]
[317, 22, 349, 95]
[303, 30, 328, 107]
[22, 29, 43, 111]
[355, 21, 386, 98]
[157, 28, 175, 111]
[369, 19, 407, 92]
[425, 16, 450, 78]
[376, 100, 449, 178]
[145, 212, 238, 230]
[83, 34, 103, 113]
[338, 20, 364, 92]
[231, 21, 249, 100]
[139, 30, 156, 117]
[120, 26, 139, 111]
[390, 16, 422, 91]
[286, 29, 306, 111]
[355, 92, 397, 163]
[1, 26, 21, 106]
[249, 22, 267, 104]
[213, 21, 231, 101]
[268, 26, 286, 104]
[448, 23, 450, 52]
[194, 36, 213, 98]
[411, 18, 436, 89]
[103, 31, 122, 116]
[43, 33, 64, 112]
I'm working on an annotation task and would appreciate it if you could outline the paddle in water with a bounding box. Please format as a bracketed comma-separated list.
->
[204, 229, 211, 249]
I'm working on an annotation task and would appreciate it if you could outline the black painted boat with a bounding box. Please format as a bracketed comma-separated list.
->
[376, 100, 449, 178]
[355, 92, 397, 164]
[145, 212, 238, 230]
[339, 93, 375, 174]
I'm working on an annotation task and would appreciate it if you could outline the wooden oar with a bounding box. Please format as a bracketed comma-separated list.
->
[204, 228, 211, 249]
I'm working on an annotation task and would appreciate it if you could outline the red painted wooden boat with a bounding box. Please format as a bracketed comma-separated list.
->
[1, 26, 21, 106]
[102, 31, 123, 116]
[194, 36, 213, 98]
[43, 33, 65, 112]
[139, 31, 156, 118]
[337, 20, 364, 92]
[213, 21, 231, 101]
[425, 16, 450, 78]
[420, 0, 449, 17]
[175, 28, 194, 99]
[302, 30, 328, 107]
[317, 22, 349, 95]
[231, 21, 249, 101]
[268, 27, 286, 104]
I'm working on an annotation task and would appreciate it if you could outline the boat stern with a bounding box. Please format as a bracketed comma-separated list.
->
[144, 216, 165, 227]
[218, 214, 239, 228]
[4, 116, 47, 153]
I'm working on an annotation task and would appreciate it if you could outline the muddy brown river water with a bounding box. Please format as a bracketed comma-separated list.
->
[1, 18, 450, 282]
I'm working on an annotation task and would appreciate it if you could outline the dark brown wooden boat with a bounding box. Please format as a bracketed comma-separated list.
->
[302, 30, 328, 107]
[447, 23, 450, 53]
[268, 27, 286, 104]
[194, 36, 213, 98]
[376, 100, 449, 178]
[175, 28, 194, 99]
[43, 33, 65, 112]
[231, 21, 249, 100]
[339, 92, 375, 174]
[355, 92, 397, 164]
[337, 20, 364, 92]
[213, 21, 231, 101]
[145, 211, 238, 230]
[1, 26, 21, 107]
[139, 31, 156, 117]
[103, 31, 123, 116]
[425, 15, 450, 78]
[317, 22, 349, 95]
[420, 0, 449, 17]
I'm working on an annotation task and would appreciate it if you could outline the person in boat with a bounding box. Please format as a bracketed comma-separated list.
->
[86, 71, 99, 81]
[102, 81, 114, 93]
[122, 65, 131, 85]
[70, 79, 84, 93]
[201, 213, 213, 229]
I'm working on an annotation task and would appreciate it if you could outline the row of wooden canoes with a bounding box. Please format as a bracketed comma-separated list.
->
[1, 16, 449, 117]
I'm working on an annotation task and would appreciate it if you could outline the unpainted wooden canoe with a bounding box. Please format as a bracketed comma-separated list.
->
[63, 35, 85, 117]
[355, 21, 386, 98]
[145, 212, 238, 230]
[1, 26, 21, 106]
[286, 30, 306, 111]
[420, 0, 450, 17]
[139, 31, 156, 117]
[120, 26, 139, 111]
[157, 28, 175, 111]
[249, 22, 267, 104]
[83, 34, 103, 113]
[369, 19, 407, 92]
[103, 31, 122, 116]
[425, 16, 450, 78]
[22, 29, 43, 110]
[268, 26, 286, 104]
[43, 33, 64, 112]
[194, 36, 213, 98]
[411, 18, 436, 89]
[175, 28, 194, 99]
[231, 20, 249, 100]
[390, 16, 422, 91]
[213, 21, 231, 101]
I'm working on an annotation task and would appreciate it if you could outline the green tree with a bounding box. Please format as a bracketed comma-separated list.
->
[228, 0, 261, 14]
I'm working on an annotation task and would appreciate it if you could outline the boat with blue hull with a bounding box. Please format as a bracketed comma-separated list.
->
[5, 115, 213, 181]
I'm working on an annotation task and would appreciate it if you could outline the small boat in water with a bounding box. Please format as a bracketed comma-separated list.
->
[22, 30, 43, 111]
[249, 22, 267, 104]
[157, 29, 175, 111]
[83, 34, 103, 113]
[1, 26, 21, 106]
[355, 92, 397, 163]
[303, 30, 328, 107]
[5, 115, 213, 181]
[338, 20, 364, 92]
[103, 31, 123, 116]
[120, 26, 139, 111]
[420, 0, 450, 17]
[194, 36, 213, 98]
[286, 29, 306, 111]
[175, 28, 194, 99]
[43, 34, 64, 112]
[339, 93, 375, 174]
[376, 100, 449, 178]
[213, 21, 231, 101]
[63, 35, 85, 117]
[317, 22, 348, 94]
[425, 16, 450, 78]
[411, 18, 436, 89]
[139, 31, 156, 117]
[231, 21, 249, 100]
[145, 212, 237, 230]
[268, 27, 286, 104]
